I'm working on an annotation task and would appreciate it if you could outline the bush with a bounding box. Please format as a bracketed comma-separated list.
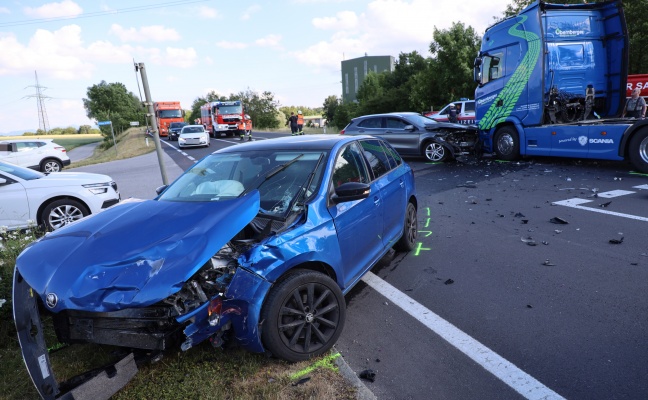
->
[0, 225, 39, 348]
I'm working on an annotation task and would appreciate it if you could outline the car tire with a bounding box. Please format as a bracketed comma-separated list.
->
[40, 158, 62, 173]
[628, 128, 648, 174]
[261, 270, 346, 362]
[423, 142, 449, 162]
[41, 199, 89, 231]
[394, 202, 417, 252]
[494, 126, 520, 161]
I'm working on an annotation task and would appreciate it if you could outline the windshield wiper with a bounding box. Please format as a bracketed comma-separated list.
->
[265, 154, 304, 179]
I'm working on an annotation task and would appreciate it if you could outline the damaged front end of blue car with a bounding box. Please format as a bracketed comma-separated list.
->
[12, 191, 283, 399]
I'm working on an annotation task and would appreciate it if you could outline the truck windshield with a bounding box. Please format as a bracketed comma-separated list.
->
[159, 110, 183, 118]
[216, 105, 243, 114]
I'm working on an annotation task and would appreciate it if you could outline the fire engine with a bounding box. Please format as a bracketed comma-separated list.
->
[200, 100, 252, 138]
[626, 74, 648, 98]
[154, 102, 184, 137]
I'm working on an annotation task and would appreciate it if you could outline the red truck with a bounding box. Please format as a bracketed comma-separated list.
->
[200, 100, 252, 138]
[154, 101, 184, 137]
[626, 74, 648, 98]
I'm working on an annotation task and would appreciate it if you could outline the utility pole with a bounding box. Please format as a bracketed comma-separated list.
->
[135, 62, 168, 185]
[25, 71, 51, 134]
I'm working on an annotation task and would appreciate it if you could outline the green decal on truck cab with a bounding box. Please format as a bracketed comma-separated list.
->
[479, 15, 541, 131]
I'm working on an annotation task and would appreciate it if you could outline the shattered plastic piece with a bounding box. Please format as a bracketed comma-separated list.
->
[486, 198, 492, 201]
[521, 220, 529, 224]
[549, 217, 569, 224]
[599, 201, 612, 208]
[609, 237, 624, 244]
[527, 304, 533, 308]
[521, 236, 537, 246]
[514, 212, 526, 218]
[359, 369, 376, 382]
[566, 178, 572, 181]
[292, 377, 311, 386]
[554, 230, 562, 234]
[542, 241, 549, 245]
[542, 260, 556, 266]
[444, 279, 454, 285]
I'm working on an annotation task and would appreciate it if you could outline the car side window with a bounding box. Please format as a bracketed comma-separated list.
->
[381, 141, 402, 168]
[16, 142, 38, 152]
[331, 143, 370, 190]
[386, 118, 409, 129]
[357, 118, 382, 129]
[465, 101, 475, 112]
[359, 139, 393, 178]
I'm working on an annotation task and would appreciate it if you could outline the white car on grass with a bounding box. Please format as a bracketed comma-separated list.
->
[0, 161, 120, 231]
[0, 139, 71, 172]
[178, 125, 210, 148]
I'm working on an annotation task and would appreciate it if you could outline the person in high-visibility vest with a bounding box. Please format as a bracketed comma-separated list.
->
[296, 110, 304, 135]
[238, 119, 252, 141]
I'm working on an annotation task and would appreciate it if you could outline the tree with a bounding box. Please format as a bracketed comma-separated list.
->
[78, 125, 93, 134]
[322, 95, 340, 125]
[231, 89, 280, 129]
[83, 81, 144, 140]
[625, 0, 648, 74]
[428, 22, 481, 105]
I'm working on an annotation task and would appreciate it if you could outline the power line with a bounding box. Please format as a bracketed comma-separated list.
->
[0, 0, 213, 28]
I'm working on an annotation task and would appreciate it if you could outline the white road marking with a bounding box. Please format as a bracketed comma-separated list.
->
[361, 272, 565, 400]
[552, 199, 648, 222]
[597, 190, 635, 198]
[633, 184, 648, 190]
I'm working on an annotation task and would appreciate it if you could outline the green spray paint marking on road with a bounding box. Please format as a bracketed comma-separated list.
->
[629, 171, 648, 177]
[479, 15, 541, 131]
[290, 352, 340, 380]
[414, 242, 431, 256]
[418, 231, 433, 237]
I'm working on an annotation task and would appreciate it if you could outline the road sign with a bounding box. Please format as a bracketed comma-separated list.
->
[97, 121, 111, 126]
[130, 121, 140, 126]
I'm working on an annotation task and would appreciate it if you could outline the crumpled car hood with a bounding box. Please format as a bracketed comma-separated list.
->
[16, 191, 260, 313]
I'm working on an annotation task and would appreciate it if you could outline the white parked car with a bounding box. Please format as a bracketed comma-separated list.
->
[0, 161, 120, 231]
[178, 125, 210, 148]
[0, 139, 71, 172]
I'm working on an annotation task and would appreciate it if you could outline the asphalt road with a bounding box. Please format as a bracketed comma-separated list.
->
[71, 132, 648, 399]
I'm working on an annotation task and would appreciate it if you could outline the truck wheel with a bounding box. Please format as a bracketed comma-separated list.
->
[261, 270, 346, 362]
[628, 129, 648, 173]
[494, 126, 520, 161]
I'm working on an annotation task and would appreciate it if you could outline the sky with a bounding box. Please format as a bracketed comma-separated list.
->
[0, 0, 512, 134]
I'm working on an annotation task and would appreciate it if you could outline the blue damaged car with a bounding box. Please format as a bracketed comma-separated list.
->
[13, 134, 417, 399]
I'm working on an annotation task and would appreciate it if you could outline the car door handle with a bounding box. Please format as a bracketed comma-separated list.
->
[374, 196, 381, 206]
[400, 180, 405, 188]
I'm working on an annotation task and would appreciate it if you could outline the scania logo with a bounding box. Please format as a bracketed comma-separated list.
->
[45, 293, 58, 308]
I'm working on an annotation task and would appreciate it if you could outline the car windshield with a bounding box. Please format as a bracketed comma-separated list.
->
[158, 150, 327, 217]
[216, 105, 242, 114]
[0, 161, 44, 180]
[170, 123, 187, 128]
[181, 127, 205, 133]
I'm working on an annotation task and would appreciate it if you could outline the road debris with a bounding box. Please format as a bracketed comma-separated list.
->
[554, 230, 562, 234]
[549, 217, 569, 224]
[359, 369, 376, 382]
[444, 279, 455, 285]
[514, 212, 526, 218]
[599, 201, 612, 208]
[521, 236, 537, 246]
[542, 260, 556, 266]
[292, 377, 311, 386]
[609, 237, 624, 244]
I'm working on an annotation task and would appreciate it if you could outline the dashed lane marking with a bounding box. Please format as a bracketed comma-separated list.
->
[361, 272, 565, 400]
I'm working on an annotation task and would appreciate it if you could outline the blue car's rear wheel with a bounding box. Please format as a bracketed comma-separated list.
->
[394, 202, 417, 252]
[261, 270, 346, 362]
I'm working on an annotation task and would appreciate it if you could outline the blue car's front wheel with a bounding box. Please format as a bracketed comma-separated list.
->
[261, 270, 346, 362]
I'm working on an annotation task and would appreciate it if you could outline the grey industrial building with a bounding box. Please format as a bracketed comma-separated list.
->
[341, 55, 395, 103]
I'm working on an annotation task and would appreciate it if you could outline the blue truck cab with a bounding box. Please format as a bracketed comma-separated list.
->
[474, 0, 648, 173]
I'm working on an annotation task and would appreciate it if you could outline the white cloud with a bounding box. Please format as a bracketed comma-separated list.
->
[255, 34, 282, 48]
[216, 41, 248, 49]
[109, 24, 181, 43]
[312, 11, 358, 30]
[162, 47, 198, 68]
[0, 26, 93, 80]
[23, 0, 82, 19]
[0, 7, 10, 14]
[292, 35, 366, 71]
[241, 5, 261, 20]
[198, 6, 220, 19]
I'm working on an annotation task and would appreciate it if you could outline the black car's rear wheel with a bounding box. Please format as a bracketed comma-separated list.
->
[261, 270, 346, 362]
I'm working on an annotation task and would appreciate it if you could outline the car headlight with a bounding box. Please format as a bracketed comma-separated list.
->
[179, 137, 186, 143]
[83, 182, 111, 194]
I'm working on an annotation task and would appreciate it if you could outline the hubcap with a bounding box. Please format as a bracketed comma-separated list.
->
[277, 282, 340, 354]
[49, 205, 84, 230]
[639, 136, 648, 163]
[425, 143, 445, 161]
[497, 134, 514, 155]
[45, 162, 60, 173]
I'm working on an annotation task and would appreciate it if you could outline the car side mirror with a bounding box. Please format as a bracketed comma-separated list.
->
[331, 182, 371, 204]
[404, 125, 415, 131]
[155, 185, 168, 195]
[0, 178, 7, 186]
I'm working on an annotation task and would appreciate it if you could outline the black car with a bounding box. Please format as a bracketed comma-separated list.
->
[340, 112, 479, 162]
[168, 122, 188, 141]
